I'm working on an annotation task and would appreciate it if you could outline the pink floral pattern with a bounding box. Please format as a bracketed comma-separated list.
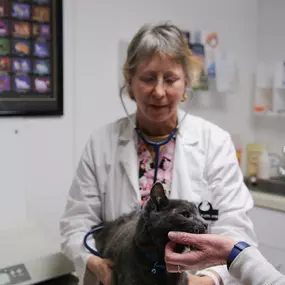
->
[138, 137, 176, 206]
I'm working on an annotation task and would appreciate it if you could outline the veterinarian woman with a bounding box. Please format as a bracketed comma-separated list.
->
[60, 22, 258, 285]
[165, 232, 285, 285]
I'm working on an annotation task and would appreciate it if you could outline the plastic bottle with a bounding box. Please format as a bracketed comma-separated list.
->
[257, 148, 270, 180]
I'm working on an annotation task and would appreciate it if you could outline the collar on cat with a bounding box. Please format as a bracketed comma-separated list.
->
[144, 252, 166, 274]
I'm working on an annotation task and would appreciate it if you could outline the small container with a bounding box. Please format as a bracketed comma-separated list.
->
[258, 148, 271, 180]
[246, 143, 266, 177]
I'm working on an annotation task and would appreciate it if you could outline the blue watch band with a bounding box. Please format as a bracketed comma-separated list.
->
[227, 241, 250, 269]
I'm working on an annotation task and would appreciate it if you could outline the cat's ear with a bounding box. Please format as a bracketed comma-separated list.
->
[149, 182, 169, 210]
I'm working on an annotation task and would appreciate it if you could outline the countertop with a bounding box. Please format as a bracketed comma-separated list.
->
[243, 177, 285, 212]
[249, 188, 285, 212]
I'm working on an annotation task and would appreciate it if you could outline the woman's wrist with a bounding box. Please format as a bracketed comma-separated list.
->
[221, 237, 236, 261]
[200, 275, 218, 285]
[87, 255, 101, 273]
[224, 238, 237, 256]
[196, 270, 222, 285]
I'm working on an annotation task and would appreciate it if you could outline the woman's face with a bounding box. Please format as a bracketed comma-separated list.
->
[130, 53, 186, 124]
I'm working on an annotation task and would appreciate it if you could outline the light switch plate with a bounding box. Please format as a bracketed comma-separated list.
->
[0, 264, 31, 285]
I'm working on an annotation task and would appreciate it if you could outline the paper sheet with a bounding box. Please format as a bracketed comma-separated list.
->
[215, 50, 236, 92]
[256, 62, 273, 88]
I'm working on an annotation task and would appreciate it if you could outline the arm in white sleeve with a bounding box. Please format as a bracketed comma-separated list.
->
[196, 131, 258, 285]
[59, 136, 102, 285]
[229, 247, 285, 285]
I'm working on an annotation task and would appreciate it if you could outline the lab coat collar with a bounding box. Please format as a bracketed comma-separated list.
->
[118, 108, 199, 145]
[118, 108, 199, 200]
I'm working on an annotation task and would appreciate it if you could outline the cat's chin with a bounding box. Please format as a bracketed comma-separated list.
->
[175, 243, 198, 254]
[173, 243, 188, 254]
[184, 245, 197, 252]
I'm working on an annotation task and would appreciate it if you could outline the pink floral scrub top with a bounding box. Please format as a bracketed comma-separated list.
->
[137, 134, 176, 206]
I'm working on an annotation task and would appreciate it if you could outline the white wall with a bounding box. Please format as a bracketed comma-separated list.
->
[0, 0, 75, 243]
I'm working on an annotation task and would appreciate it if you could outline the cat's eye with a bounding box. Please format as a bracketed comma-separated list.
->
[181, 211, 191, 218]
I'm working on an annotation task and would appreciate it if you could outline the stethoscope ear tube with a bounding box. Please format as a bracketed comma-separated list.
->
[83, 226, 104, 257]
[119, 85, 137, 129]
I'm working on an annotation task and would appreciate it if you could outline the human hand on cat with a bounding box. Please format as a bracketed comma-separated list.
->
[164, 231, 235, 270]
[87, 255, 113, 285]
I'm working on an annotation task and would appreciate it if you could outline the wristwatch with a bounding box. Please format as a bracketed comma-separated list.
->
[227, 241, 251, 269]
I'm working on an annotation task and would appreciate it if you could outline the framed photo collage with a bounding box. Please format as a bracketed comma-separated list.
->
[0, 0, 63, 116]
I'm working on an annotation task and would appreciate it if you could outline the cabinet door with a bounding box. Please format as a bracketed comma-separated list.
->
[0, 124, 26, 230]
[249, 206, 285, 250]
[258, 243, 285, 274]
[249, 206, 285, 274]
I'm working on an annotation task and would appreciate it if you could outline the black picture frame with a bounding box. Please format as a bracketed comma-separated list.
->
[0, 0, 63, 117]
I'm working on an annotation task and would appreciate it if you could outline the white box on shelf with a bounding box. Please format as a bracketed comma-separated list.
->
[253, 61, 285, 117]
[273, 88, 285, 114]
[254, 87, 273, 113]
[273, 62, 285, 89]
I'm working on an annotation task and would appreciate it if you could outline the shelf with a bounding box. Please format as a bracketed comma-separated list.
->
[253, 111, 285, 117]
[254, 62, 285, 114]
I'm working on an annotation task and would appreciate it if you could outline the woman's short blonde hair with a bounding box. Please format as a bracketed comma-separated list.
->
[122, 22, 192, 93]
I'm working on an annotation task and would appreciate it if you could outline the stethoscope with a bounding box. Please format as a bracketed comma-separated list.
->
[83, 86, 194, 257]
[120, 85, 194, 184]
[83, 225, 104, 257]
[135, 127, 177, 184]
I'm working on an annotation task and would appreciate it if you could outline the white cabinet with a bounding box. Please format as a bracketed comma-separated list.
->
[249, 206, 285, 274]
[257, 243, 285, 274]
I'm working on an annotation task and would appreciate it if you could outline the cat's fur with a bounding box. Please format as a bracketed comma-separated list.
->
[93, 182, 208, 285]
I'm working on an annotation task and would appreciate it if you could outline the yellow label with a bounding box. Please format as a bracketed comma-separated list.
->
[246, 144, 266, 176]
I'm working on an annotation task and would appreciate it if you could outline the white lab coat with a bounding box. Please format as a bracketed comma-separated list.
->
[59, 109, 258, 285]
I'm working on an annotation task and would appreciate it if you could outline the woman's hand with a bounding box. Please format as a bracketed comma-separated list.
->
[87, 255, 113, 285]
[165, 231, 236, 271]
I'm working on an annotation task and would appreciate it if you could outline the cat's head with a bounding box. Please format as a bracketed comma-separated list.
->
[140, 182, 208, 252]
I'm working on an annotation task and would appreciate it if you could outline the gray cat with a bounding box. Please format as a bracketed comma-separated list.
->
[93, 182, 208, 285]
